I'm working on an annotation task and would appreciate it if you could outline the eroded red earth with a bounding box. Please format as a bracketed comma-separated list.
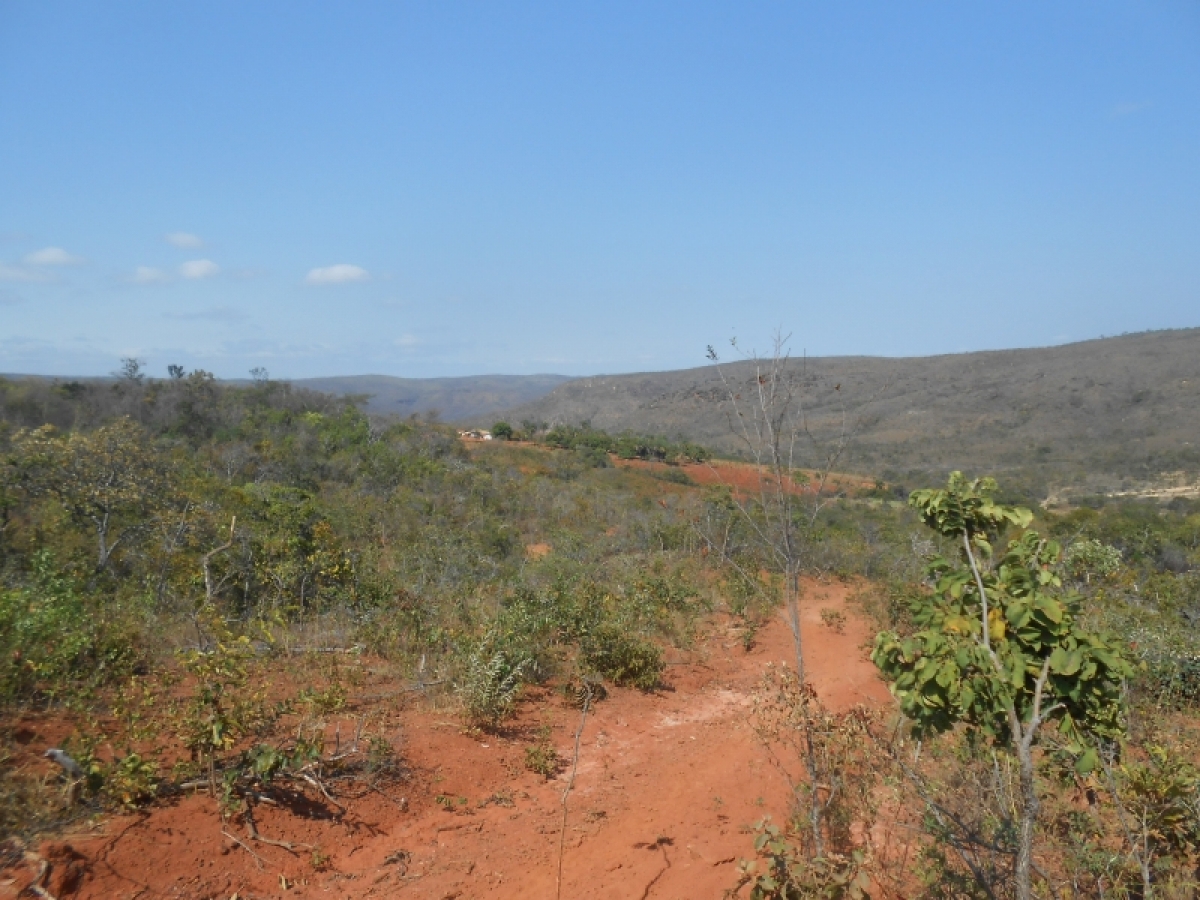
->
[5, 581, 890, 899]
[614, 457, 870, 499]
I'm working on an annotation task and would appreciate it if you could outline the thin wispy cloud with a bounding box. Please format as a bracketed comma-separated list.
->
[179, 259, 219, 279]
[166, 232, 204, 249]
[0, 264, 49, 283]
[393, 334, 419, 348]
[306, 264, 369, 285]
[131, 266, 171, 284]
[1112, 101, 1150, 118]
[164, 305, 248, 323]
[25, 246, 85, 266]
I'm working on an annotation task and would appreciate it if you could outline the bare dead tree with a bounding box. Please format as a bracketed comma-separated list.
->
[705, 331, 868, 683]
[201, 516, 237, 606]
[192, 516, 237, 649]
[704, 331, 877, 858]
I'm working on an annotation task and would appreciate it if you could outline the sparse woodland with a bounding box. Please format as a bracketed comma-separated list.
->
[1, 365, 1199, 897]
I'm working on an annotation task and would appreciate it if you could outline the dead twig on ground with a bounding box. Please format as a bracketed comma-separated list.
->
[242, 804, 310, 854]
[297, 769, 346, 814]
[222, 829, 266, 870]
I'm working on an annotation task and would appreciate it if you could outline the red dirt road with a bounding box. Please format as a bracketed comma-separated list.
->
[9, 581, 891, 899]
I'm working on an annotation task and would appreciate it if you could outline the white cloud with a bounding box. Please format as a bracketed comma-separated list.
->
[393, 334, 419, 348]
[25, 246, 85, 266]
[305, 264, 369, 285]
[179, 259, 219, 280]
[166, 232, 204, 249]
[0, 263, 49, 282]
[132, 266, 170, 284]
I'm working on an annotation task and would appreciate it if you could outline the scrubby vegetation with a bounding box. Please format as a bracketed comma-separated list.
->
[3, 365, 1200, 898]
[748, 478, 1200, 899]
[0, 367, 715, 844]
[539, 421, 710, 465]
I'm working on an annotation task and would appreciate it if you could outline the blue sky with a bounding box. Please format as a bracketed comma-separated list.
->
[2, 2, 1198, 379]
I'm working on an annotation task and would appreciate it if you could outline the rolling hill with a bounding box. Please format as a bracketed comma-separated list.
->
[497, 329, 1200, 494]
[291, 373, 571, 422]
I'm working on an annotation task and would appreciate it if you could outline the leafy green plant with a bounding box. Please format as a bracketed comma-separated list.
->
[578, 623, 663, 690]
[738, 616, 761, 652]
[1063, 538, 1123, 584]
[458, 640, 528, 730]
[299, 682, 347, 717]
[104, 751, 160, 809]
[365, 734, 397, 776]
[872, 473, 1133, 900]
[524, 726, 561, 778]
[176, 606, 277, 790]
[0, 552, 141, 703]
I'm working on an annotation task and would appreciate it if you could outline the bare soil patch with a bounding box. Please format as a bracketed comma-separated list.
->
[615, 457, 870, 498]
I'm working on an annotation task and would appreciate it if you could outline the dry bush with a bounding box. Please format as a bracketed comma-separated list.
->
[734, 664, 884, 897]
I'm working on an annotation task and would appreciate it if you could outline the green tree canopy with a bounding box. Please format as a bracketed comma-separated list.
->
[872, 472, 1133, 899]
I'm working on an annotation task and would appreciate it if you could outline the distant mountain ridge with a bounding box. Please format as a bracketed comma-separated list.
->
[497, 329, 1200, 486]
[291, 373, 571, 422]
[10, 329, 1200, 493]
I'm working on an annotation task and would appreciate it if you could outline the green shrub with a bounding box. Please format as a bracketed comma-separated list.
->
[1063, 538, 1123, 583]
[651, 467, 695, 486]
[457, 639, 528, 729]
[524, 726, 561, 778]
[576, 446, 610, 469]
[0, 552, 142, 704]
[579, 623, 663, 690]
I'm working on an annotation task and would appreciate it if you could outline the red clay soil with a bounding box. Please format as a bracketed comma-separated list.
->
[5, 581, 891, 900]
[615, 457, 869, 499]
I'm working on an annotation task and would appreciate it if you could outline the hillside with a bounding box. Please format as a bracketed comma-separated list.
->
[500, 329, 1200, 492]
[291, 373, 571, 421]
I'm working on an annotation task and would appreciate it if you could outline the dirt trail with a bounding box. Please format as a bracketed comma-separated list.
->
[11, 581, 891, 900]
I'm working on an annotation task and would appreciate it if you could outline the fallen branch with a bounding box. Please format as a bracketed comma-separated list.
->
[222, 829, 266, 870]
[243, 805, 310, 854]
[298, 770, 346, 814]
